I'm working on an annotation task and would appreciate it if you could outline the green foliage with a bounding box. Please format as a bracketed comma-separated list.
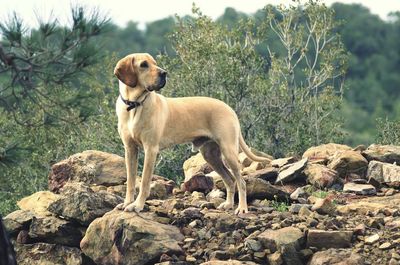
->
[270, 196, 290, 212]
[376, 118, 400, 145]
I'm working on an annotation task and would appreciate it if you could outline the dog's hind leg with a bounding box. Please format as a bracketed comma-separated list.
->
[219, 143, 248, 214]
[200, 141, 236, 210]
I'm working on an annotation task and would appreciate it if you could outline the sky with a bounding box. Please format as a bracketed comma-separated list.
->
[1, 0, 400, 29]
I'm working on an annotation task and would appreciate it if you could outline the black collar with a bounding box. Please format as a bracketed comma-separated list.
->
[119, 92, 149, 112]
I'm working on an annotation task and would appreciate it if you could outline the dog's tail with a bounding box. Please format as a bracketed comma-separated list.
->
[239, 132, 272, 162]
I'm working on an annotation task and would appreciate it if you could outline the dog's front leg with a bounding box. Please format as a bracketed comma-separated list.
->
[124, 145, 158, 212]
[116, 144, 138, 210]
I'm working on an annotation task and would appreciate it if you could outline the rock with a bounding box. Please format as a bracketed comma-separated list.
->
[311, 197, 336, 215]
[308, 248, 364, 265]
[367, 160, 400, 184]
[80, 210, 184, 265]
[48, 182, 123, 225]
[378, 242, 392, 250]
[28, 216, 84, 247]
[201, 261, 258, 265]
[303, 143, 352, 164]
[343, 183, 376, 195]
[183, 153, 210, 181]
[206, 189, 225, 201]
[17, 191, 60, 217]
[267, 252, 283, 265]
[275, 158, 308, 184]
[362, 144, 400, 164]
[239, 152, 252, 167]
[242, 161, 268, 175]
[182, 173, 214, 193]
[257, 227, 305, 251]
[244, 239, 262, 252]
[49, 150, 127, 192]
[14, 242, 84, 265]
[246, 167, 278, 182]
[290, 186, 309, 201]
[3, 210, 34, 235]
[327, 150, 368, 178]
[257, 227, 304, 265]
[244, 177, 290, 201]
[271, 157, 297, 168]
[365, 234, 379, 244]
[298, 206, 313, 217]
[304, 164, 339, 188]
[289, 204, 312, 214]
[149, 178, 175, 199]
[307, 230, 353, 248]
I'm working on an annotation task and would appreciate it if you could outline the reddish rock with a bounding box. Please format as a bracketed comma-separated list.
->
[182, 173, 214, 193]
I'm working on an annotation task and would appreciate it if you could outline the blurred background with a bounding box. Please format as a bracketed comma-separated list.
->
[0, 0, 399, 214]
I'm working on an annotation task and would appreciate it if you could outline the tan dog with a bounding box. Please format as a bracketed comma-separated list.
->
[114, 53, 269, 214]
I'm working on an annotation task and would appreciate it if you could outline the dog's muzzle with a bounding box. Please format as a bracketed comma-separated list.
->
[157, 70, 167, 90]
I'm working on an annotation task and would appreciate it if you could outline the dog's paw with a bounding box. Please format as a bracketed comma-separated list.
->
[115, 200, 133, 211]
[217, 201, 234, 210]
[234, 206, 249, 215]
[123, 201, 144, 213]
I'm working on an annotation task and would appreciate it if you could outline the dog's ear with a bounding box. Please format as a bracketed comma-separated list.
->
[114, 55, 137, 87]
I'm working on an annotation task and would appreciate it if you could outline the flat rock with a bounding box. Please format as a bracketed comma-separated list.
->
[271, 157, 297, 168]
[367, 160, 400, 184]
[3, 210, 34, 236]
[49, 150, 127, 192]
[201, 260, 258, 265]
[343, 183, 376, 195]
[303, 143, 352, 164]
[327, 150, 368, 178]
[246, 167, 278, 181]
[183, 153, 210, 181]
[17, 191, 60, 217]
[80, 210, 184, 265]
[304, 164, 339, 189]
[28, 216, 84, 247]
[308, 248, 364, 265]
[311, 197, 336, 215]
[307, 229, 353, 249]
[275, 158, 308, 184]
[362, 144, 400, 164]
[14, 242, 83, 265]
[48, 182, 123, 225]
[245, 176, 290, 200]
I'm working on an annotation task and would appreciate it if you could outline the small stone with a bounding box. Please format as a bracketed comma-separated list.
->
[290, 187, 309, 201]
[343, 183, 376, 195]
[290, 204, 312, 214]
[311, 197, 336, 215]
[353, 224, 366, 235]
[244, 239, 262, 252]
[267, 252, 283, 265]
[378, 242, 392, 250]
[365, 234, 380, 244]
[307, 230, 353, 249]
[298, 206, 313, 217]
[186, 255, 196, 262]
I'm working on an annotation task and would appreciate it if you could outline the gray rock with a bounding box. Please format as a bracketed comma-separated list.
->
[271, 157, 297, 168]
[49, 150, 127, 192]
[275, 158, 308, 184]
[80, 210, 184, 265]
[363, 144, 400, 164]
[28, 216, 84, 247]
[246, 167, 278, 182]
[3, 210, 34, 236]
[367, 160, 400, 184]
[15, 242, 83, 265]
[308, 248, 364, 265]
[289, 204, 312, 214]
[48, 182, 123, 225]
[304, 164, 339, 188]
[343, 183, 376, 195]
[327, 150, 368, 178]
[307, 230, 353, 249]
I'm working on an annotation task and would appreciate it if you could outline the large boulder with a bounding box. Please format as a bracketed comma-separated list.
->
[304, 164, 339, 189]
[367, 160, 400, 185]
[48, 182, 123, 225]
[3, 210, 34, 236]
[14, 242, 84, 265]
[17, 191, 60, 217]
[28, 216, 84, 247]
[303, 143, 352, 164]
[80, 210, 184, 265]
[362, 144, 400, 164]
[327, 150, 368, 178]
[307, 230, 353, 249]
[308, 249, 364, 265]
[49, 150, 127, 193]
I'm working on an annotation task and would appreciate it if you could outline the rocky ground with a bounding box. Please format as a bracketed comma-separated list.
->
[3, 144, 400, 265]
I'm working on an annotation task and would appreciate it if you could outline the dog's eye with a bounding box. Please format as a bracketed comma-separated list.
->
[140, 61, 149, 68]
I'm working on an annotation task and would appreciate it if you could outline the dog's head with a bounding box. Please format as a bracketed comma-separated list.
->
[114, 53, 167, 91]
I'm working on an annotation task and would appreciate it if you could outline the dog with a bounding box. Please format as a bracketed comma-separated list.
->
[114, 53, 270, 214]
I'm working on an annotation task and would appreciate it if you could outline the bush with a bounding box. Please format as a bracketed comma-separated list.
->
[376, 118, 400, 145]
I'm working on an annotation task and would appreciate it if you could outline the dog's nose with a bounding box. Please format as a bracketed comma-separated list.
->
[160, 70, 167, 78]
